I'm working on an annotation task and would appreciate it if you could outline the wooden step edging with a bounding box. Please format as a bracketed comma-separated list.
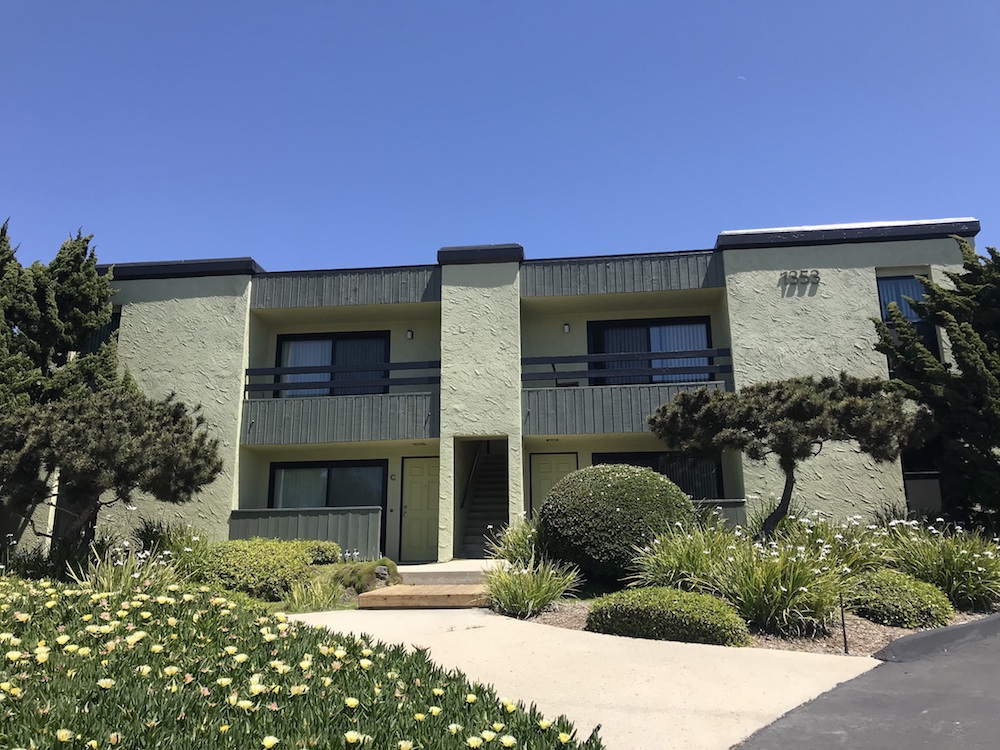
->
[358, 584, 489, 610]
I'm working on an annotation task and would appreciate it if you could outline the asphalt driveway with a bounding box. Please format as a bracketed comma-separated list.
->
[735, 613, 1000, 750]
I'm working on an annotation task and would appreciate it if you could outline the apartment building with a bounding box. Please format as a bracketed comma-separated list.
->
[95, 218, 977, 562]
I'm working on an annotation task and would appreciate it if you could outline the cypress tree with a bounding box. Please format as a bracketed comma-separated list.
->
[874, 237, 1000, 518]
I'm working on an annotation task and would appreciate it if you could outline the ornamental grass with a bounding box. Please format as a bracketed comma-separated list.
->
[0, 574, 603, 749]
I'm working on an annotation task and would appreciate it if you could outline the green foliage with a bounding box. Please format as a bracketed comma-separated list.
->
[874, 238, 1000, 518]
[197, 538, 312, 601]
[538, 464, 696, 580]
[774, 512, 888, 577]
[66, 543, 182, 594]
[320, 557, 401, 594]
[585, 586, 751, 647]
[649, 373, 919, 538]
[0, 223, 221, 545]
[280, 577, 349, 614]
[629, 521, 740, 592]
[485, 555, 581, 619]
[846, 568, 954, 629]
[884, 521, 1000, 611]
[0, 574, 605, 749]
[486, 515, 540, 565]
[292, 539, 343, 565]
[712, 540, 842, 636]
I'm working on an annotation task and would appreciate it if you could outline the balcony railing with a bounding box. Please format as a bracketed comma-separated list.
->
[229, 506, 383, 560]
[521, 348, 732, 386]
[245, 360, 441, 398]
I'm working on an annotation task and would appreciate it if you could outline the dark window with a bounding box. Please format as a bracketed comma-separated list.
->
[877, 276, 940, 360]
[269, 460, 388, 509]
[276, 332, 389, 397]
[592, 451, 723, 500]
[588, 317, 711, 385]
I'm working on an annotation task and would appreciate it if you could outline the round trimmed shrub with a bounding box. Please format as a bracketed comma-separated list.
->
[538, 464, 696, 580]
[847, 568, 954, 629]
[586, 586, 751, 646]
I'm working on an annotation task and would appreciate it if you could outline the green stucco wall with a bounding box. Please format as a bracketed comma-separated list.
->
[722, 237, 965, 519]
[438, 261, 524, 561]
[99, 274, 252, 541]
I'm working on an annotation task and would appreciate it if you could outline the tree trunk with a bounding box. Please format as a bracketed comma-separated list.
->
[754, 468, 795, 541]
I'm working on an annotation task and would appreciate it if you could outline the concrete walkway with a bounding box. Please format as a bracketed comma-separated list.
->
[293, 608, 876, 750]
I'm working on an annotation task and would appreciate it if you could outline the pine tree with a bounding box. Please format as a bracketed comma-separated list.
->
[649, 374, 920, 538]
[0, 222, 222, 545]
[874, 237, 1000, 518]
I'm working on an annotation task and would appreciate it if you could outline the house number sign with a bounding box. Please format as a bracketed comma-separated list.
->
[780, 270, 821, 285]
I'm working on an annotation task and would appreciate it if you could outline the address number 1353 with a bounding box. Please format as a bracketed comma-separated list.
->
[780, 270, 821, 285]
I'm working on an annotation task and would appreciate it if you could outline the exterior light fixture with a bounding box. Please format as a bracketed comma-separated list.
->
[406, 329, 414, 339]
[563, 323, 570, 333]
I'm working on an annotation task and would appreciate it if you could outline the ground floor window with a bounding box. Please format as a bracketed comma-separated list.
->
[592, 451, 722, 500]
[269, 460, 388, 510]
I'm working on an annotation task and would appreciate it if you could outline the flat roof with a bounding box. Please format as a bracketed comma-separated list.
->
[716, 217, 980, 250]
[99, 257, 265, 280]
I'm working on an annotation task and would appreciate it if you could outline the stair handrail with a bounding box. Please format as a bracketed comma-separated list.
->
[459, 442, 486, 510]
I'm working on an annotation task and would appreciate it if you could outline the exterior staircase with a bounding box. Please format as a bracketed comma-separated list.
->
[460, 453, 509, 558]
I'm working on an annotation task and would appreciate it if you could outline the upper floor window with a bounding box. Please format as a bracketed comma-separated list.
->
[588, 317, 711, 385]
[277, 331, 389, 397]
[877, 276, 940, 360]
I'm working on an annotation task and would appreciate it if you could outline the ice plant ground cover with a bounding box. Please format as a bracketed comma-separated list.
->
[0, 576, 604, 750]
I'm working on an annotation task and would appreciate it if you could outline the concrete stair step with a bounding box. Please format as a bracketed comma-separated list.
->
[358, 584, 488, 609]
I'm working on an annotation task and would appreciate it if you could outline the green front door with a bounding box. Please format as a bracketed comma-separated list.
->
[401, 457, 440, 562]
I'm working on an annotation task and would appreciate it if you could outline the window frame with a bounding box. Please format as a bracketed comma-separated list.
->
[587, 316, 713, 386]
[273, 330, 391, 397]
[876, 275, 941, 365]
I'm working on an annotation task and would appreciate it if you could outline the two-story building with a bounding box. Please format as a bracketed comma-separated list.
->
[91, 218, 977, 562]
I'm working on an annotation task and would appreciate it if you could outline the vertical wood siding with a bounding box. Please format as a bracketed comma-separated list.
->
[228, 507, 382, 559]
[522, 382, 728, 435]
[252, 266, 441, 308]
[242, 393, 439, 445]
[521, 251, 723, 296]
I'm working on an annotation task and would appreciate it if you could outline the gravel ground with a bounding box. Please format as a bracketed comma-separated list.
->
[530, 600, 990, 658]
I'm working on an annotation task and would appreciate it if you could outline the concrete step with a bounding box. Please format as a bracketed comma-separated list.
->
[358, 584, 489, 609]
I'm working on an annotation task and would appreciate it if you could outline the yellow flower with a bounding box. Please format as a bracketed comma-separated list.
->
[56, 728, 73, 742]
[163, 666, 180, 677]
[219, 725, 231, 733]
[36, 652, 49, 664]
[262, 736, 279, 748]
[465, 693, 477, 704]
[87, 741, 99, 749]
[448, 724, 463, 735]
[224, 646, 238, 655]
[429, 705, 442, 716]
[467, 738, 484, 749]
[290, 684, 308, 696]
[538, 719, 552, 730]
[344, 730, 363, 744]
[345, 696, 360, 708]
[432, 687, 445, 696]
[216, 678, 233, 687]
[399, 742, 414, 750]
[109, 732, 122, 745]
[234, 653, 249, 663]
[334, 648, 347, 659]
[263, 633, 278, 643]
[97, 678, 115, 689]
[414, 713, 426, 722]
[250, 683, 268, 696]
[5, 650, 23, 662]
[237, 699, 254, 710]
[500, 736, 517, 748]
[361, 647, 373, 656]
[481, 730, 496, 741]
[359, 658, 373, 670]
[492, 722, 504, 731]
[137, 665, 152, 676]
[149, 644, 164, 653]
[56, 635, 71, 645]
[558, 732, 571, 744]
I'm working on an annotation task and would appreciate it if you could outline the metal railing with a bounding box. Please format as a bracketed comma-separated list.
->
[521, 348, 732, 385]
[229, 506, 383, 560]
[245, 360, 441, 398]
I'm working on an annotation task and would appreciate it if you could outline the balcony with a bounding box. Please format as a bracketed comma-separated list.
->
[521, 349, 732, 435]
[229, 506, 382, 559]
[242, 361, 441, 445]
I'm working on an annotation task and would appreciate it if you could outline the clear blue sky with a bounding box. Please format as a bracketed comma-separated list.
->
[3, 2, 998, 271]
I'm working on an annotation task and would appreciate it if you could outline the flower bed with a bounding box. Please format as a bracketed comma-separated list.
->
[0, 576, 603, 749]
